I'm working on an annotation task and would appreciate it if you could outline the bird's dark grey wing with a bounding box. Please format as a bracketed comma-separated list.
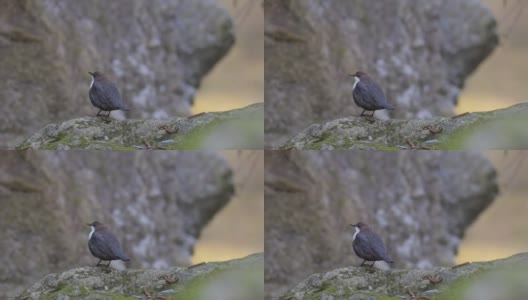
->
[362, 231, 391, 261]
[353, 83, 377, 111]
[357, 81, 391, 109]
[89, 235, 113, 260]
[91, 231, 124, 259]
[90, 84, 115, 110]
[93, 81, 126, 110]
[353, 233, 381, 261]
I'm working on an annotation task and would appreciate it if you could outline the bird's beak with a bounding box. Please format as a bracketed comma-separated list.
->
[88, 72, 94, 76]
[87, 223, 92, 226]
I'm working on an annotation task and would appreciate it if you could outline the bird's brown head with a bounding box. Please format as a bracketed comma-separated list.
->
[88, 71, 106, 81]
[87, 221, 106, 230]
[349, 71, 369, 79]
[350, 222, 369, 230]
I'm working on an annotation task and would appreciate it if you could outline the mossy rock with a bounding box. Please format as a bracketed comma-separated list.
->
[15, 103, 263, 150]
[279, 253, 528, 300]
[15, 253, 263, 300]
[279, 103, 528, 150]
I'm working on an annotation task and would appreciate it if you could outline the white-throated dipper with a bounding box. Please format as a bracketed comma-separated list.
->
[348, 71, 394, 117]
[350, 222, 393, 267]
[88, 221, 130, 267]
[88, 71, 129, 117]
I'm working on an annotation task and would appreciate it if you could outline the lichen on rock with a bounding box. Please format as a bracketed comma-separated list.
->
[15, 103, 263, 150]
[278, 103, 528, 150]
[278, 253, 528, 300]
[14, 253, 264, 300]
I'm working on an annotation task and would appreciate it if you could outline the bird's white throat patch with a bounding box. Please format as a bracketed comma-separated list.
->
[89, 77, 94, 89]
[352, 227, 360, 240]
[88, 226, 95, 240]
[352, 76, 360, 91]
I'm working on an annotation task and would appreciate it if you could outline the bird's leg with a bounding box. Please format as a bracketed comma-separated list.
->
[370, 261, 376, 267]
[96, 110, 102, 117]
[369, 111, 375, 117]
[105, 111, 111, 117]
[96, 259, 102, 266]
[360, 260, 366, 267]
[105, 260, 111, 267]
[360, 110, 366, 117]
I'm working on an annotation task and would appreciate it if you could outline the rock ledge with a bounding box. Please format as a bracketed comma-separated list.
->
[279, 103, 528, 150]
[279, 253, 528, 300]
[15, 253, 263, 300]
[15, 103, 263, 150]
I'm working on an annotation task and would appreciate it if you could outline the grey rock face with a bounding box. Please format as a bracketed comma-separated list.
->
[0, 151, 234, 299]
[264, 0, 498, 147]
[264, 151, 498, 299]
[0, 0, 234, 149]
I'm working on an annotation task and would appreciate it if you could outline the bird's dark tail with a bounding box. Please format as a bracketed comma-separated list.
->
[120, 255, 130, 261]
[383, 254, 394, 263]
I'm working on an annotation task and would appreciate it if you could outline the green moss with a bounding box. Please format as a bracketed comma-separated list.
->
[166, 109, 263, 149]
[37, 132, 72, 150]
[435, 277, 472, 300]
[285, 288, 401, 300]
[305, 282, 346, 299]
[103, 143, 137, 150]
[16, 104, 263, 150]
[361, 142, 400, 150]
[436, 115, 495, 149]
[305, 135, 342, 149]
[33, 284, 83, 300]
[311, 138, 400, 150]
[25, 282, 140, 300]
[282, 131, 401, 150]
[167, 117, 224, 149]
[436, 124, 476, 150]
[40, 136, 137, 150]
[97, 293, 137, 300]
[172, 259, 263, 300]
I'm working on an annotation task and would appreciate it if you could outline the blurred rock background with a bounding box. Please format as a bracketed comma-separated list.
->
[458, 151, 528, 263]
[458, 0, 528, 113]
[0, 150, 263, 299]
[194, 150, 264, 263]
[195, 0, 263, 114]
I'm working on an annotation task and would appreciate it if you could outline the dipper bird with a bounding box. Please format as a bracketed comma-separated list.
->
[87, 221, 130, 267]
[350, 222, 393, 267]
[348, 71, 394, 117]
[88, 72, 129, 117]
